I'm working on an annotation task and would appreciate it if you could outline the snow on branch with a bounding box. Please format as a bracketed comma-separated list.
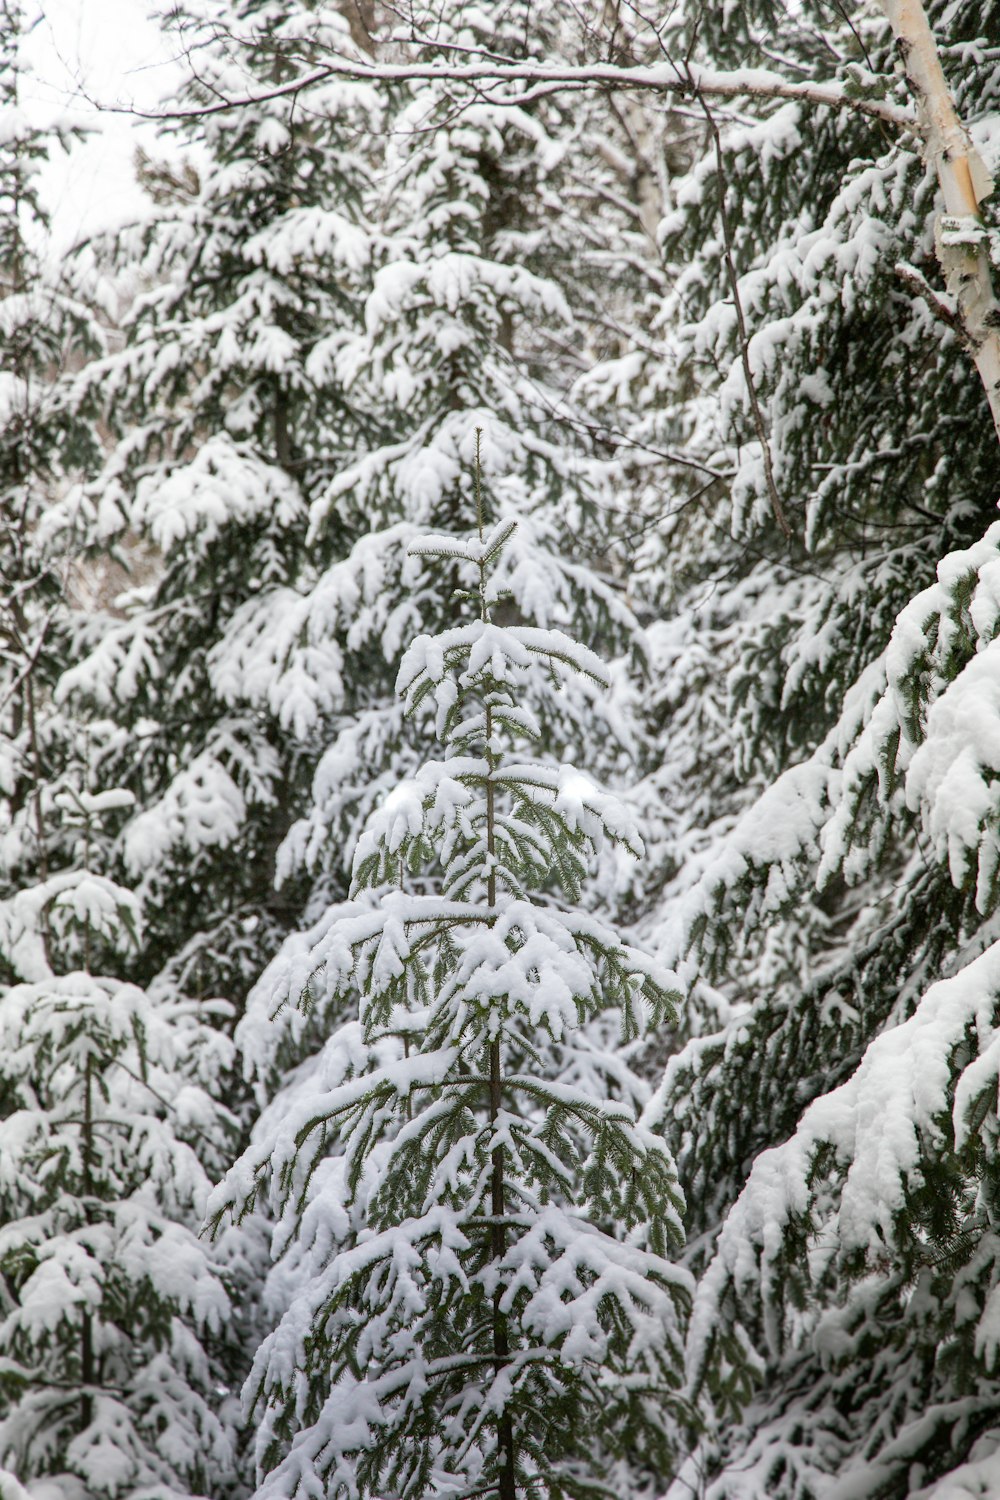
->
[686, 933, 1000, 1382]
[111, 56, 915, 132]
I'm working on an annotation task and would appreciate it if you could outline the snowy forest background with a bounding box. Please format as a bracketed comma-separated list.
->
[4, 1, 1000, 1498]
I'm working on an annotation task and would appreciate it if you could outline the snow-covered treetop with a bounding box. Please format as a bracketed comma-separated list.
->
[226, 447, 677, 1043]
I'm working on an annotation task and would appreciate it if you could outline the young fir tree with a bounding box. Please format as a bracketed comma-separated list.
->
[570, 3, 1000, 1496]
[209, 2, 664, 1396]
[205, 8, 660, 1413]
[0, 779, 243, 1499]
[210, 495, 691, 1500]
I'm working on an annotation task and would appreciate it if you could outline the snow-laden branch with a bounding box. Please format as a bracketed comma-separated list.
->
[113, 56, 915, 132]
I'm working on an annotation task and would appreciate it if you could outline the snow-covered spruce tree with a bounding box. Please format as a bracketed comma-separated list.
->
[574, 3, 1000, 1496]
[54, 0, 381, 1008]
[210, 506, 691, 1500]
[216, 0, 653, 1035]
[657, 520, 1000, 1500]
[214, 49, 655, 1426]
[0, 780, 243, 1500]
[218, 47, 656, 1396]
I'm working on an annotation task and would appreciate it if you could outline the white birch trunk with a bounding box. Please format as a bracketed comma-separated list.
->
[881, 0, 1000, 444]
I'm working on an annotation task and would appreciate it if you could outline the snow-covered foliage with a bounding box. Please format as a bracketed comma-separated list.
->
[211, 513, 690, 1500]
[51, 0, 382, 1007]
[0, 0, 106, 916]
[0, 17, 251, 1490]
[10, 0, 1000, 1494]
[587, 2, 1000, 1496]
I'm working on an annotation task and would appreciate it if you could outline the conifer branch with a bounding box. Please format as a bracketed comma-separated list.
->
[694, 83, 792, 541]
[893, 260, 966, 339]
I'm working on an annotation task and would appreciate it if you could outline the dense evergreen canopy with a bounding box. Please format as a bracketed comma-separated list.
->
[3, 2, 1000, 1498]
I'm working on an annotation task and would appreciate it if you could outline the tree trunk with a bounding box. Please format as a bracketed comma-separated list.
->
[81, 1054, 94, 1431]
[478, 437, 517, 1500]
[881, 0, 1000, 444]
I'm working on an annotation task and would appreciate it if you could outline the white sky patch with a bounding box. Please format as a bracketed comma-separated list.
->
[21, 1, 186, 251]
